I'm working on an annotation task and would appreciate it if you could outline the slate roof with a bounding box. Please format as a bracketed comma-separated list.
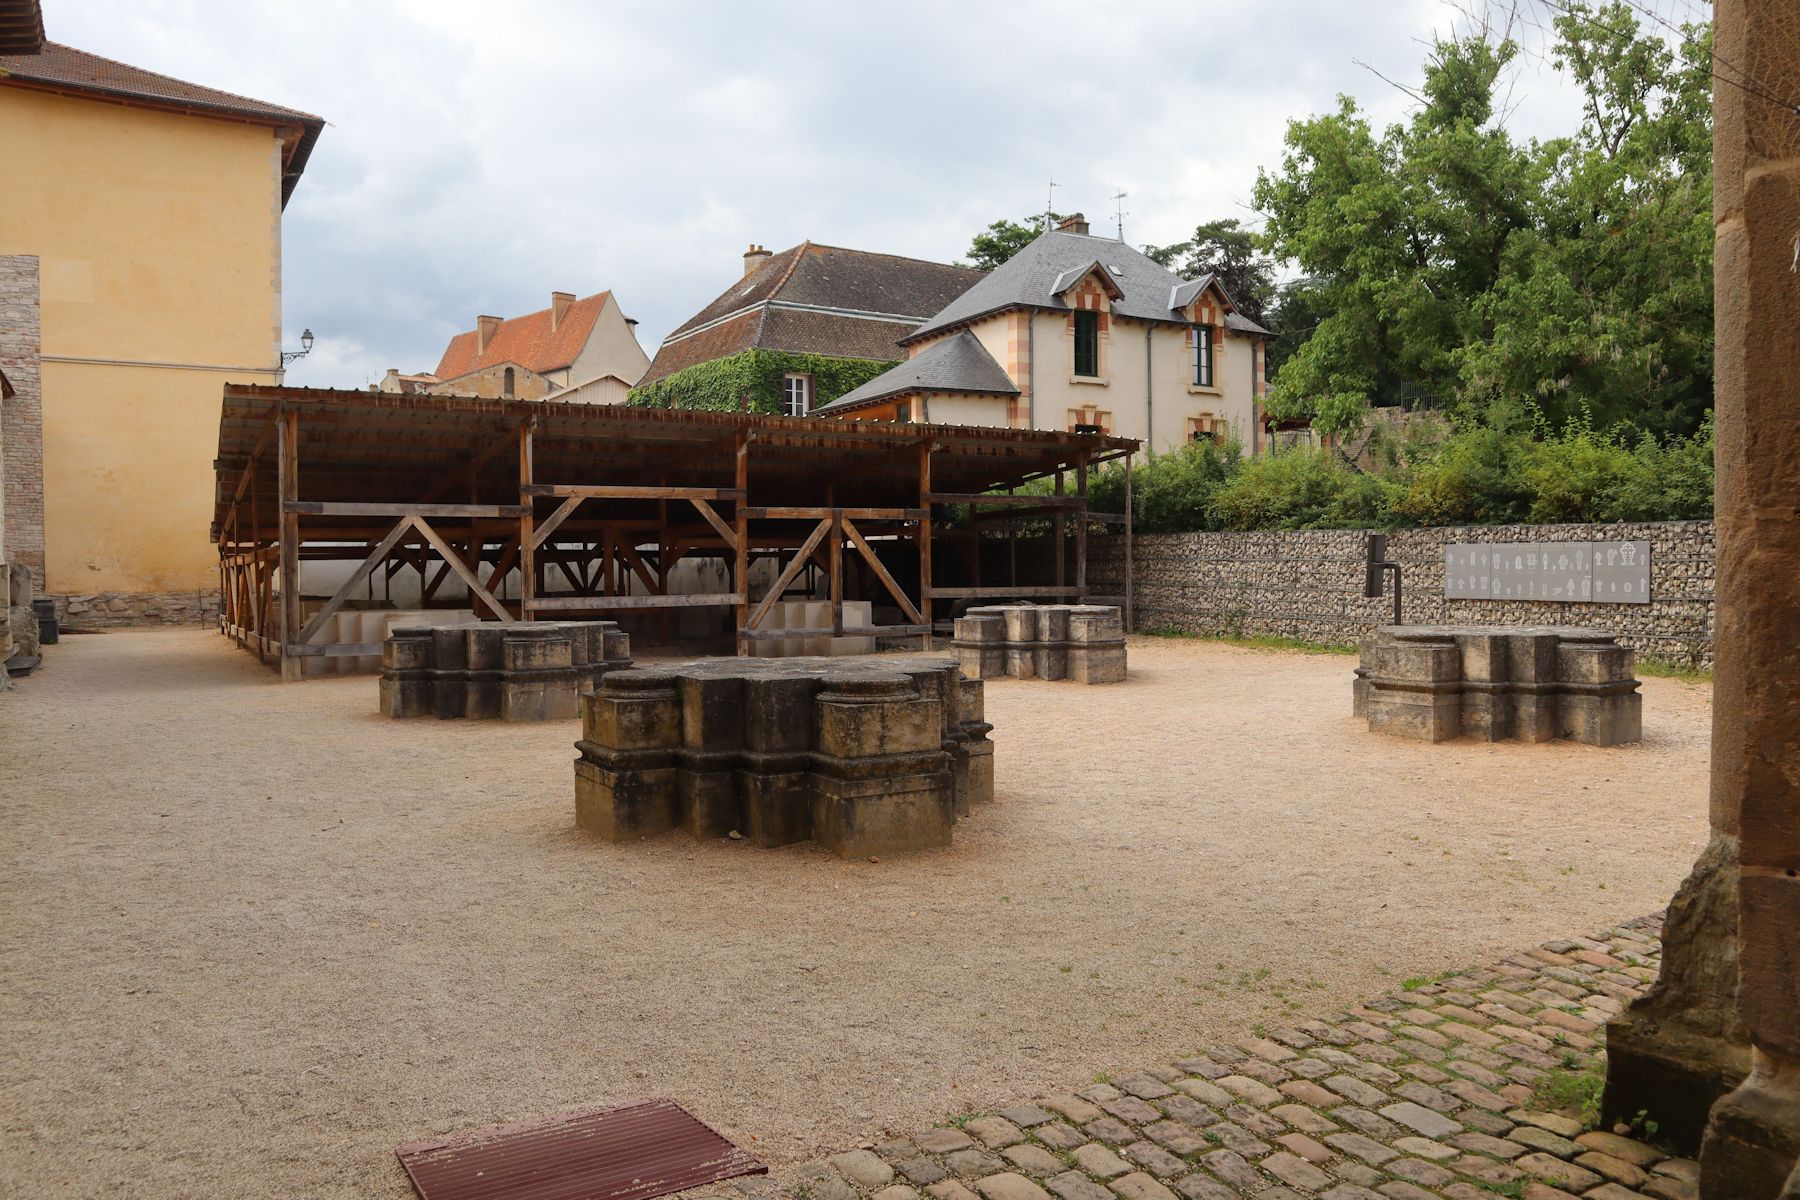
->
[0, 41, 324, 205]
[642, 243, 985, 386]
[901, 231, 1271, 344]
[435, 292, 610, 380]
[817, 332, 1019, 415]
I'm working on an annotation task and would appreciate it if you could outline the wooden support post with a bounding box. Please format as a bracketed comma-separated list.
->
[1008, 486, 1017, 585]
[277, 408, 302, 681]
[1053, 470, 1066, 593]
[829, 509, 844, 636]
[1124, 448, 1134, 633]
[918, 439, 933, 650]
[518, 421, 535, 621]
[1075, 453, 1089, 599]
[734, 433, 750, 656]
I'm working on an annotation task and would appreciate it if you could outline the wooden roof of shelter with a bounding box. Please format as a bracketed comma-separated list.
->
[213, 385, 1136, 539]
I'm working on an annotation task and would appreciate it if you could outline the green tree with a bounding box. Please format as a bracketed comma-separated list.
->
[1143, 218, 1278, 326]
[959, 214, 1061, 271]
[1252, 3, 1711, 440]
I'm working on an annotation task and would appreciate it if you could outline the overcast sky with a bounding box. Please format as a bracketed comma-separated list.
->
[49, 0, 1596, 387]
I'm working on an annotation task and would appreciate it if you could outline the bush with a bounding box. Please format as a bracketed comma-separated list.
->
[1205, 447, 1397, 530]
[986, 408, 1712, 535]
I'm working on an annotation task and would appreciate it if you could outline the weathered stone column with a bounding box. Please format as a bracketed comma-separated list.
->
[1606, 0, 1800, 1187]
[1693, 0, 1800, 1190]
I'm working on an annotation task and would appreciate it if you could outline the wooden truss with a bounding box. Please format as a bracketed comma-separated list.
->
[211, 387, 1138, 680]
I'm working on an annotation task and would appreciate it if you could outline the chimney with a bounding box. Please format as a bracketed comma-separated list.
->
[743, 243, 772, 277]
[1056, 213, 1090, 235]
[476, 314, 501, 354]
[550, 291, 574, 332]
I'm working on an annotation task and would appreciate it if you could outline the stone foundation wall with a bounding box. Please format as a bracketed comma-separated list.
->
[1087, 520, 1715, 667]
[56, 590, 220, 629]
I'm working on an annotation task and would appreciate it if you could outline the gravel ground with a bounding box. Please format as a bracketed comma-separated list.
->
[0, 629, 1711, 1198]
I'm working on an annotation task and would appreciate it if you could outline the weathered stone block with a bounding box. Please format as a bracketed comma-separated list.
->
[816, 676, 942, 759]
[431, 626, 468, 719]
[583, 669, 682, 750]
[1358, 625, 1643, 747]
[572, 657, 993, 857]
[810, 763, 955, 858]
[955, 604, 1127, 685]
[574, 756, 678, 840]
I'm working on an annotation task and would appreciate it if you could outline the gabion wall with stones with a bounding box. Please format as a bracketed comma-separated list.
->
[1085, 520, 1715, 667]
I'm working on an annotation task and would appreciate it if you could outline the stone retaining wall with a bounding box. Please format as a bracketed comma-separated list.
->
[1087, 520, 1715, 667]
[56, 590, 220, 629]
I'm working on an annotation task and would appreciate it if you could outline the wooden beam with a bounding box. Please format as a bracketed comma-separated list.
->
[1124, 447, 1134, 633]
[1075, 452, 1088, 598]
[293, 516, 416, 647]
[689, 497, 737, 550]
[740, 506, 925, 521]
[734, 433, 750, 656]
[278, 408, 302, 682]
[531, 495, 582, 549]
[413, 515, 515, 622]
[829, 510, 844, 636]
[919, 440, 934, 650]
[924, 492, 1082, 508]
[840, 516, 924, 625]
[611, 533, 661, 597]
[521, 484, 745, 501]
[284, 641, 386, 657]
[518, 421, 535, 622]
[746, 517, 830, 631]
[927, 585, 1087, 599]
[281, 500, 527, 518]
[527, 593, 744, 611]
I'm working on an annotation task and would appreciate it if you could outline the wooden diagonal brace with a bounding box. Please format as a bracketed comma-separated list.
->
[746, 517, 831, 631]
[413, 515, 515, 622]
[841, 516, 924, 625]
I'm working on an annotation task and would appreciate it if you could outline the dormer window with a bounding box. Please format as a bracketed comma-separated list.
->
[1074, 311, 1100, 377]
[1191, 324, 1214, 387]
[782, 373, 812, 416]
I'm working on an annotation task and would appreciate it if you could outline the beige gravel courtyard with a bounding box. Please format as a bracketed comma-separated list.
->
[0, 628, 1710, 1199]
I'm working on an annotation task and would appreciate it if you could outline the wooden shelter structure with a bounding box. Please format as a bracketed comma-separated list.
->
[212, 386, 1138, 680]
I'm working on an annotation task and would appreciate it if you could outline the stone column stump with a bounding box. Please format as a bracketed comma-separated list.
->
[809, 674, 954, 858]
[574, 669, 682, 839]
[378, 627, 435, 718]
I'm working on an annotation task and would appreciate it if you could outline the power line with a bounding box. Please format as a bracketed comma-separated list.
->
[1532, 0, 1799, 119]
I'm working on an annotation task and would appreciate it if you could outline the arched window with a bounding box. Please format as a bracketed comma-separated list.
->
[503, 367, 516, 397]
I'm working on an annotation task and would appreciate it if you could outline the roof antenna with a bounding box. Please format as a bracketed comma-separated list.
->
[1111, 189, 1129, 241]
[1044, 177, 1060, 234]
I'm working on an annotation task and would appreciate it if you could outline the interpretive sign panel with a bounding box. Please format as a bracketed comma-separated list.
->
[1444, 540, 1651, 604]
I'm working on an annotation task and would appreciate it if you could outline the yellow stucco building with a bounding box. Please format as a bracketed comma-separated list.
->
[0, 41, 321, 623]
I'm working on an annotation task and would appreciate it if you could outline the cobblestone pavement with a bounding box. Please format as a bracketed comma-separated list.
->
[722, 916, 1694, 1200]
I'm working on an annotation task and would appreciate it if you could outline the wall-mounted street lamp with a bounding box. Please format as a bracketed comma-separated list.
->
[281, 328, 315, 367]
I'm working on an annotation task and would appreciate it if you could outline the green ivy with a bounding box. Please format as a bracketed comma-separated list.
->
[628, 349, 898, 414]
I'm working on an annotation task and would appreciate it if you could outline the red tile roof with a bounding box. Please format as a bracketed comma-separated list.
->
[0, 41, 324, 204]
[434, 292, 610, 380]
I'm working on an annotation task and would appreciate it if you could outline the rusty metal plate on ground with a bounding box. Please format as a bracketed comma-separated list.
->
[396, 1097, 766, 1200]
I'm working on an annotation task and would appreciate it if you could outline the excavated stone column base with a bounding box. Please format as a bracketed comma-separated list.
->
[1605, 832, 1750, 1151]
[1701, 1051, 1800, 1199]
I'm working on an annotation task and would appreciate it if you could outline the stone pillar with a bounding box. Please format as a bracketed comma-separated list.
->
[1693, 0, 1800, 1189]
[1607, 1, 1800, 1187]
[378, 627, 435, 718]
[574, 669, 681, 840]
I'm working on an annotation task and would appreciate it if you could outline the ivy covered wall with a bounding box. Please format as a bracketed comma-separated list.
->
[628, 349, 897, 414]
